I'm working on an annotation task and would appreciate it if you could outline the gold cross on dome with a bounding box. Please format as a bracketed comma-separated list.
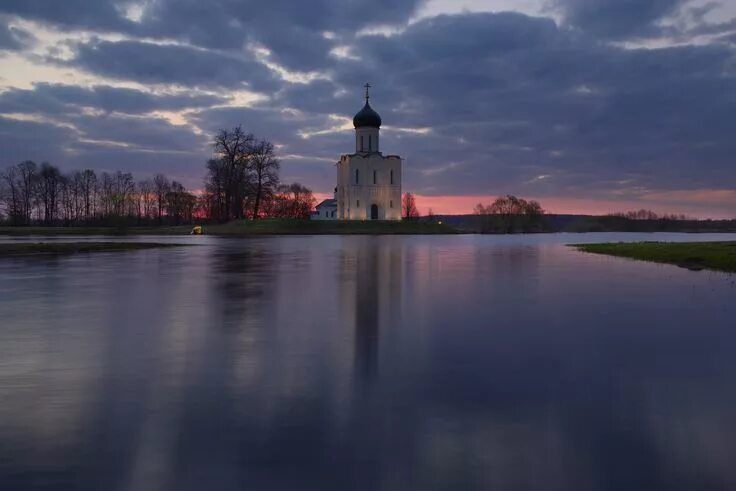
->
[364, 83, 371, 102]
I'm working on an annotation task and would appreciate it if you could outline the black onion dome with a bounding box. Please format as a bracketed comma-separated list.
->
[353, 101, 382, 128]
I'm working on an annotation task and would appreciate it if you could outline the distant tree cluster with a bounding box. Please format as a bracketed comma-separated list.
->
[473, 195, 544, 233]
[609, 209, 691, 221]
[0, 125, 316, 226]
[0, 161, 197, 226]
[199, 126, 314, 221]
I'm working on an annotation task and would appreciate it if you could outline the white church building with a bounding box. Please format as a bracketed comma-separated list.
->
[314, 85, 402, 221]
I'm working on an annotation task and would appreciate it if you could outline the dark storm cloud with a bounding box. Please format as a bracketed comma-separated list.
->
[69, 113, 207, 152]
[0, 22, 33, 50]
[70, 40, 278, 90]
[0, 114, 207, 187]
[0, 25, 19, 50]
[190, 104, 349, 190]
[0, 0, 133, 32]
[0, 116, 76, 164]
[0, 0, 425, 71]
[553, 0, 689, 39]
[143, 0, 424, 70]
[690, 16, 736, 37]
[0, 83, 226, 115]
[308, 12, 736, 196]
[273, 80, 358, 116]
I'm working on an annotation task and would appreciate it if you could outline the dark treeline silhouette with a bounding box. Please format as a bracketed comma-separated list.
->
[567, 214, 736, 233]
[0, 160, 197, 226]
[473, 195, 545, 233]
[199, 126, 314, 221]
[609, 209, 691, 221]
[428, 212, 736, 234]
[0, 126, 315, 227]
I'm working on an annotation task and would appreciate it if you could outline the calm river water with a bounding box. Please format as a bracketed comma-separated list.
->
[1, 233, 735, 490]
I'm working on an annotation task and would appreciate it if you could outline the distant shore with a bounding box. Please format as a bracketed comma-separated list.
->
[2, 214, 736, 236]
[573, 241, 736, 273]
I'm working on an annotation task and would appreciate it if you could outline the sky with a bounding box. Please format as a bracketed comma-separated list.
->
[1, 0, 736, 217]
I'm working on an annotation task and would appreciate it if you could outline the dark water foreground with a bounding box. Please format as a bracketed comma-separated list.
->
[1, 233, 735, 491]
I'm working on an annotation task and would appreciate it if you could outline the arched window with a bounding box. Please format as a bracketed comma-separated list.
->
[390, 169, 394, 184]
[368, 135, 372, 151]
[355, 169, 359, 184]
[373, 170, 377, 184]
[360, 136, 364, 152]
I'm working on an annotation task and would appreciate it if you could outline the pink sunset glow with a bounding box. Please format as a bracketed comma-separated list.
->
[415, 191, 736, 219]
[313, 190, 736, 219]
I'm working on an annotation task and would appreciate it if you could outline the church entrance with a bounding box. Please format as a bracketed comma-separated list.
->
[370, 204, 379, 220]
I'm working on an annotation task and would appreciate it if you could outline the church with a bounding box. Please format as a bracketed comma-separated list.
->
[313, 85, 402, 221]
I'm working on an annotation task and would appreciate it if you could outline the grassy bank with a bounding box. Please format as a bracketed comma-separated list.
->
[0, 219, 457, 236]
[573, 241, 736, 273]
[0, 242, 189, 257]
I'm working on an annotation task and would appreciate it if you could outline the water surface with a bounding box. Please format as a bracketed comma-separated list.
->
[1, 233, 735, 490]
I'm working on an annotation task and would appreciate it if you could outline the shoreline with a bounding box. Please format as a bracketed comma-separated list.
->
[0, 242, 190, 257]
[0, 220, 458, 236]
[4, 222, 736, 237]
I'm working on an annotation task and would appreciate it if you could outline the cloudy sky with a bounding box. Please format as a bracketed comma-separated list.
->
[1, 0, 735, 216]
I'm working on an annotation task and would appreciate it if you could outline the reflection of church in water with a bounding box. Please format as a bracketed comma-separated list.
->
[339, 238, 404, 383]
[313, 85, 403, 221]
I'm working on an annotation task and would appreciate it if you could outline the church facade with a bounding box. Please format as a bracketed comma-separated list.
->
[335, 85, 402, 221]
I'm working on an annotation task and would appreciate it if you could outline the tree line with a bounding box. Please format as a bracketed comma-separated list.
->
[0, 126, 316, 226]
[473, 195, 545, 233]
[0, 161, 197, 226]
[200, 126, 314, 221]
[608, 209, 691, 221]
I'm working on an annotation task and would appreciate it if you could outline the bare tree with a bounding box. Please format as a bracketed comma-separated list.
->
[153, 173, 170, 223]
[402, 192, 419, 220]
[38, 162, 62, 224]
[59, 173, 74, 224]
[204, 158, 228, 221]
[1, 165, 21, 224]
[138, 179, 156, 220]
[212, 126, 255, 221]
[248, 139, 280, 219]
[79, 169, 97, 221]
[17, 161, 37, 225]
[474, 195, 544, 233]
[165, 181, 197, 224]
[270, 183, 316, 218]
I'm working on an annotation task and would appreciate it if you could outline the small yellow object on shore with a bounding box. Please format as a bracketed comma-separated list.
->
[191, 225, 203, 235]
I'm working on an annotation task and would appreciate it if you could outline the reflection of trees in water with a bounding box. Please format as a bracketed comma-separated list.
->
[152, 245, 282, 488]
[472, 244, 541, 300]
[212, 246, 278, 329]
[474, 243, 540, 274]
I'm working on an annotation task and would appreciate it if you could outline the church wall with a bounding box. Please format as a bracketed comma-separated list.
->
[336, 154, 402, 220]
